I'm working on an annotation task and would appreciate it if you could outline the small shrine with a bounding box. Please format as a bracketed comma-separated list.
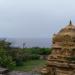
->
[41, 21, 75, 75]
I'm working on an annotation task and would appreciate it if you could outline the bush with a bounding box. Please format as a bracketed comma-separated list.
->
[30, 54, 40, 60]
[15, 59, 24, 66]
[29, 47, 52, 55]
[0, 55, 16, 70]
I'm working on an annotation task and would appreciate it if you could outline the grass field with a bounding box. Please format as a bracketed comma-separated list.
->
[14, 59, 46, 72]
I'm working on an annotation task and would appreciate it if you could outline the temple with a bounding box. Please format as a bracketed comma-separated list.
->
[41, 21, 75, 75]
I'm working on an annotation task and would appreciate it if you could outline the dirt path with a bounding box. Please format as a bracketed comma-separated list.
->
[9, 71, 40, 75]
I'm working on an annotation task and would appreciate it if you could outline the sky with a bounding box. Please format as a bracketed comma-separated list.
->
[0, 0, 75, 38]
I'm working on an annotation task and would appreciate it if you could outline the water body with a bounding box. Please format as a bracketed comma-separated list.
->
[6, 38, 51, 48]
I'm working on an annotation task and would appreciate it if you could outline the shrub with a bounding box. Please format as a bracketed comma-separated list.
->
[30, 54, 40, 60]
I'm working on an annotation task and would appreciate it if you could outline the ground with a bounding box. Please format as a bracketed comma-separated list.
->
[14, 59, 46, 72]
[9, 60, 46, 75]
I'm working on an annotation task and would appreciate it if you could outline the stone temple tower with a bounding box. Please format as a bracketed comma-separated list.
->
[41, 21, 75, 75]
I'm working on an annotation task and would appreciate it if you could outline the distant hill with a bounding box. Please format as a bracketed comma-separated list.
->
[6, 38, 52, 48]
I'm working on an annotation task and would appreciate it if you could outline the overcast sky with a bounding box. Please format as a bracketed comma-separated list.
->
[0, 0, 75, 38]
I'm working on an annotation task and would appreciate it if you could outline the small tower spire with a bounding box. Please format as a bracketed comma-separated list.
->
[69, 20, 72, 25]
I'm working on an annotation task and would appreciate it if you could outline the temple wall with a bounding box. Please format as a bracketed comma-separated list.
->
[56, 69, 75, 75]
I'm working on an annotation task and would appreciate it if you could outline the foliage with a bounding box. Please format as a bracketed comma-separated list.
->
[29, 54, 40, 60]
[24, 47, 52, 55]
[14, 59, 46, 71]
[0, 48, 16, 70]
[0, 39, 52, 70]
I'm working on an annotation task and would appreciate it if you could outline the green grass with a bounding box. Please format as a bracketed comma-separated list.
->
[14, 59, 46, 72]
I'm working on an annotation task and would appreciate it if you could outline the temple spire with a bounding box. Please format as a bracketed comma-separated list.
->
[69, 20, 72, 25]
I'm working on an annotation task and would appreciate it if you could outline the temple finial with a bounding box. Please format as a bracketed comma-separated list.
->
[69, 20, 72, 25]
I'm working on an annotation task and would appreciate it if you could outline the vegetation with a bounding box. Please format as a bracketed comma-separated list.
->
[0, 39, 52, 71]
[0, 39, 16, 69]
[14, 59, 46, 71]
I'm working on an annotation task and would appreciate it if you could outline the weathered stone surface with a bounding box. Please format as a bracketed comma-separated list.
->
[41, 21, 75, 75]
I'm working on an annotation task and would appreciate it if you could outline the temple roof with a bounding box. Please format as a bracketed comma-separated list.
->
[64, 20, 75, 29]
[58, 21, 75, 36]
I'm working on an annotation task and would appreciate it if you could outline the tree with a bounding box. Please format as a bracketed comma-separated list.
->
[0, 39, 16, 69]
[0, 48, 16, 69]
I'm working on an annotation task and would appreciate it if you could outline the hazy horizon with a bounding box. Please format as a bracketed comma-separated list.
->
[6, 38, 51, 48]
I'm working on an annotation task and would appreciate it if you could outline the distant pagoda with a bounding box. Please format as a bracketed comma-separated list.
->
[41, 21, 75, 75]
